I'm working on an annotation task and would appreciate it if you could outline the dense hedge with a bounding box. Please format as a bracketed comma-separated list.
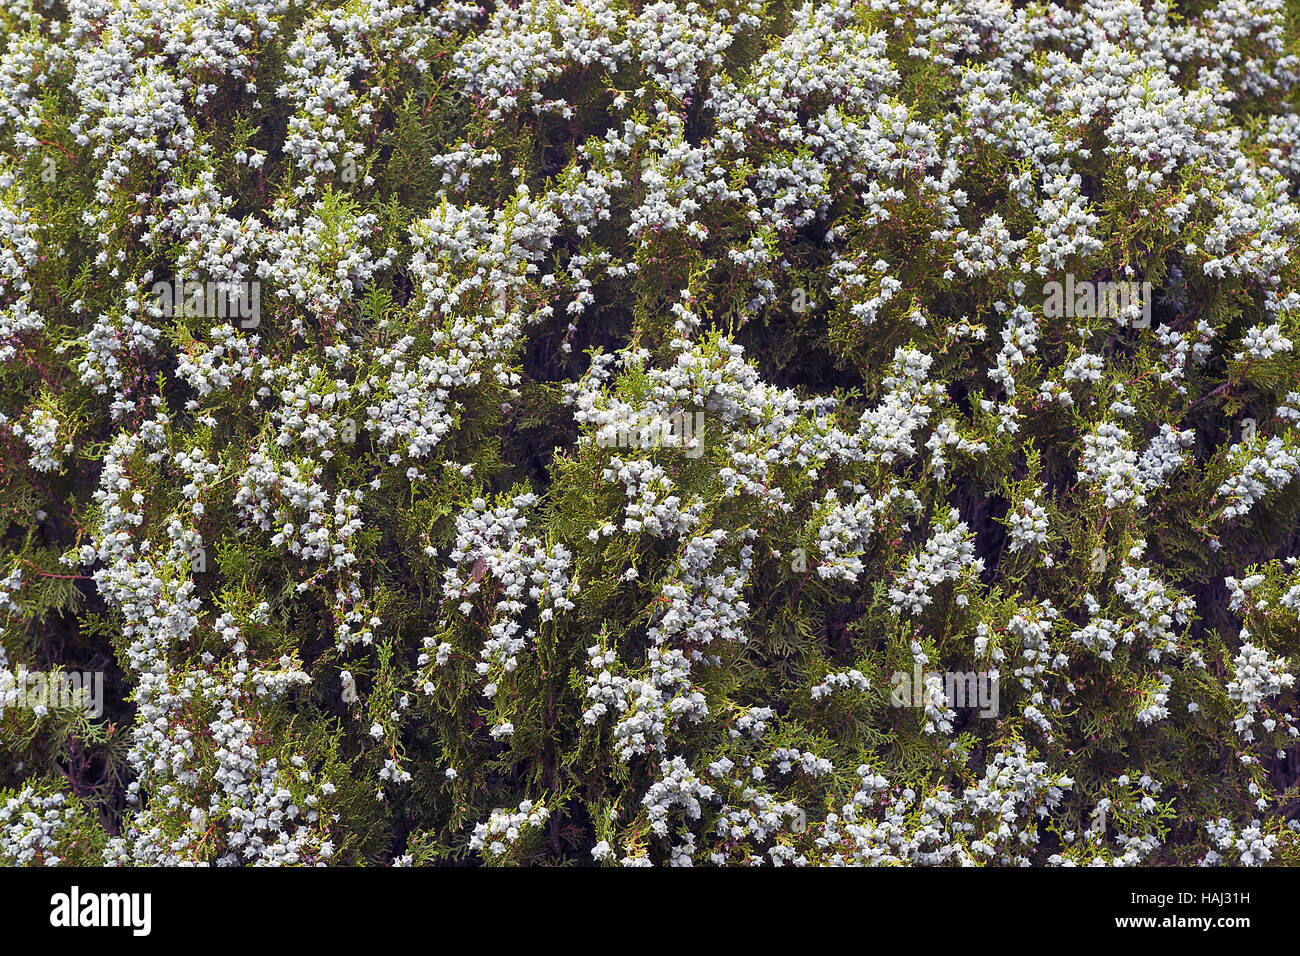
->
[3, 0, 1300, 866]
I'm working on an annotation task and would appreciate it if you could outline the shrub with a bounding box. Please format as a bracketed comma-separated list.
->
[2, 0, 1300, 866]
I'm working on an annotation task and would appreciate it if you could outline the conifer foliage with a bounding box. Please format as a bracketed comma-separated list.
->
[2, 0, 1300, 866]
